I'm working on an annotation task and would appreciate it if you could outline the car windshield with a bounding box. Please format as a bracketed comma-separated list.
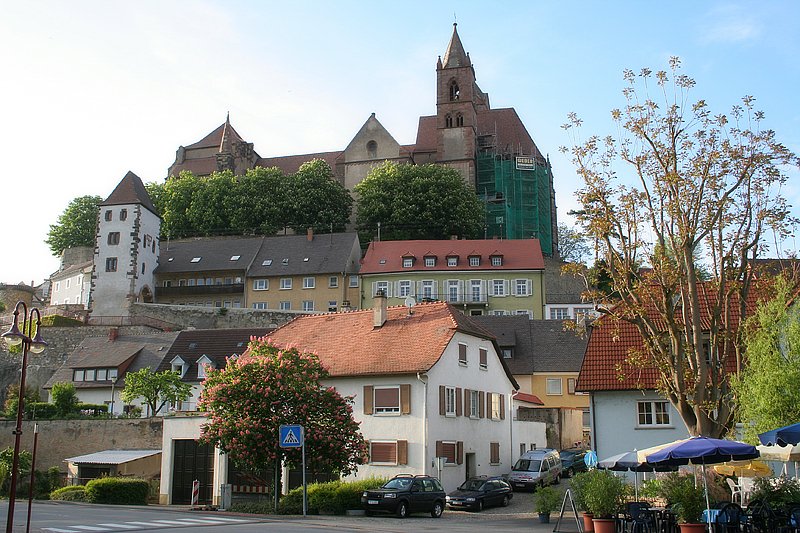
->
[513, 459, 541, 472]
[383, 478, 411, 490]
[560, 451, 577, 459]
[458, 479, 486, 491]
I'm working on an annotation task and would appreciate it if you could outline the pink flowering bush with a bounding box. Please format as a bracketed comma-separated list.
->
[198, 338, 368, 476]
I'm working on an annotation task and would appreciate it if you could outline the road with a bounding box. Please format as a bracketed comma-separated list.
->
[1, 495, 584, 533]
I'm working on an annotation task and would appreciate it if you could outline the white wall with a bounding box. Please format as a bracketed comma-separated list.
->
[49, 386, 149, 417]
[50, 268, 90, 306]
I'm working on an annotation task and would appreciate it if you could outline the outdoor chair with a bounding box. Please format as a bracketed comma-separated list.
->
[726, 478, 742, 505]
[622, 501, 657, 533]
[787, 505, 800, 533]
[715, 502, 745, 533]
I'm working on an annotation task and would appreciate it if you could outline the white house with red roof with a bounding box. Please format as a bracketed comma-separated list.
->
[359, 238, 546, 318]
[158, 297, 546, 504]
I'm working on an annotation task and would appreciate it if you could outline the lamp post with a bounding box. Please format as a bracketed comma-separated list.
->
[110, 375, 118, 417]
[3, 301, 47, 533]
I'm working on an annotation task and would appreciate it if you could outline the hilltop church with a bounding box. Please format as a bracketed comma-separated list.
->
[167, 24, 559, 256]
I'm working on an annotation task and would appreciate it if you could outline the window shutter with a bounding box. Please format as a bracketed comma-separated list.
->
[500, 394, 505, 420]
[436, 440, 443, 457]
[479, 391, 485, 418]
[363, 385, 373, 415]
[464, 388, 471, 416]
[525, 279, 532, 296]
[455, 388, 462, 416]
[371, 282, 378, 298]
[416, 280, 423, 297]
[439, 385, 446, 416]
[400, 384, 411, 414]
[398, 440, 408, 465]
[456, 441, 464, 465]
[365, 440, 370, 460]
[486, 392, 492, 420]
[503, 280, 509, 296]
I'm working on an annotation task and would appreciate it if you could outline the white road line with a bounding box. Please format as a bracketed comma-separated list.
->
[196, 517, 247, 522]
[70, 527, 113, 532]
[169, 518, 232, 524]
[43, 529, 80, 533]
[120, 522, 165, 528]
[150, 520, 197, 525]
[96, 524, 140, 529]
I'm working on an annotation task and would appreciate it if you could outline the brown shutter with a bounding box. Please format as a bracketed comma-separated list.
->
[500, 394, 505, 420]
[398, 440, 408, 465]
[457, 441, 464, 465]
[455, 388, 462, 416]
[479, 391, 485, 418]
[439, 385, 446, 416]
[400, 384, 411, 414]
[363, 385, 373, 415]
[464, 388, 471, 416]
[490, 442, 500, 464]
[436, 440, 443, 457]
[486, 392, 493, 420]
[370, 442, 397, 463]
[365, 440, 370, 460]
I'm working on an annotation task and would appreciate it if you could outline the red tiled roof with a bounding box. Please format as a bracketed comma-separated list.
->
[263, 301, 506, 379]
[576, 283, 764, 392]
[170, 158, 218, 177]
[257, 152, 342, 176]
[360, 239, 544, 274]
[100, 171, 158, 215]
[513, 391, 543, 405]
[185, 122, 245, 150]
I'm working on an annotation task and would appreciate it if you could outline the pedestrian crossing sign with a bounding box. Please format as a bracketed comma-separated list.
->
[279, 424, 303, 448]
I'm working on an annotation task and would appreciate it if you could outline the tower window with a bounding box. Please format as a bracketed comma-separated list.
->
[445, 114, 453, 128]
[104, 210, 112, 221]
[119, 209, 127, 221]
[105, 257, 118, 272]
[366, 140, 377, 158]
[456, 113, 464, 127]
[449, 80, 460, 101]
[107, 232, 120, 245]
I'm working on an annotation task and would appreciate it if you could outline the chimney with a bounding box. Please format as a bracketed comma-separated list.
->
[108, 327, 119, 342]
[373, 290, 387, 328]
[307, 227, 314, 241]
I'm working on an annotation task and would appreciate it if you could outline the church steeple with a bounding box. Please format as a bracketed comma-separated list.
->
[442, 23, 470, 69]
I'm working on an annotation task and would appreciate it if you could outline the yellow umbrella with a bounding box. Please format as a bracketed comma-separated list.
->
[713, 459, 772, 477]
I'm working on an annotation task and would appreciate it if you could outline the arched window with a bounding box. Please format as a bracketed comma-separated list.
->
[449, 80, 460, 101]
[445, 114, 453, 128]
[366, 140, 378, 158]
[456, 113, 464, 127]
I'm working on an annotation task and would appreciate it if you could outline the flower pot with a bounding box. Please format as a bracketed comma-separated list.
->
[679, 524, 706, 533]
[582, 513, 595, 532]
[592, 518, 616, 533]
[538, 512, 551, 523]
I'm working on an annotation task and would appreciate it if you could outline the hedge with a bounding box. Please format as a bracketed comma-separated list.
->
[85, 477, 149, 505]
[40, 315, 84, 327]
[25, 402, 59, 419]
[51, 485, 87, 501]
[278, 477, 387, 515]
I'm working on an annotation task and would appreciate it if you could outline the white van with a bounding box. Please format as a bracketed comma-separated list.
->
[507, 448, 562, 491]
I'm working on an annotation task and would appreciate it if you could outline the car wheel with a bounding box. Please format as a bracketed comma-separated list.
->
[501, 495, 510, 507]
[475, 500, 483, 512]
[396, 501, 408, 518]
[430, 501, 443, 518]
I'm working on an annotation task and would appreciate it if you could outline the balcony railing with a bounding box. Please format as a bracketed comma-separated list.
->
[157, 283, 245, 296]
[399, 293, 488, 305]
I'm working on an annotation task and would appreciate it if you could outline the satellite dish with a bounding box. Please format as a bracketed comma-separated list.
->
[404, 296, 416, 309]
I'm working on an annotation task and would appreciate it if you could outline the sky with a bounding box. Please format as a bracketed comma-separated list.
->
[1, 0, 798, 285]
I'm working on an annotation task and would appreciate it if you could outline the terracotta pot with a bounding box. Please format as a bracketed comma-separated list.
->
[678, 524, 706, 533]
[592, 518, 616, 533]
[582, 513, 594, 532]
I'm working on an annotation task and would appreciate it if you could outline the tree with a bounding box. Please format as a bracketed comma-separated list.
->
[45, 195, 102, 256]
[561, 57, 799, 437]
[120, 368, 192, 417]
[731, 278, 800, 443]
[355, 162, 485, 241]
[558, 223, 592, 264]
[50, 382, 78, 416]
[199, 339, 367, 477]
[285, 159, 353, 233]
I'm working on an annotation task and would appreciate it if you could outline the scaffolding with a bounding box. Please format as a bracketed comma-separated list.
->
[476, 150, 554, 255]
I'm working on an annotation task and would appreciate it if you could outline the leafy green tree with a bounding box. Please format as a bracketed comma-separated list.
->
[3, 384, 39, 418]
[199, 339, 367, 477]
[45, 195, 102, 256]
[561, 57, 799, 438]
[155, 171, 204, 239]
[232, 166, 287, 234]
[558, 223, 591, 264]
[50, 382, 79, 416]
[731, 278, 800, 443]
[285, 160, 353, 233]
[355, 162, 484, 241]
[0, 447, 31, 494]
[120, 368, 192, 417]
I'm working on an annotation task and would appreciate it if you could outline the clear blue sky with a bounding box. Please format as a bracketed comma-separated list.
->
[1, 1, 798, 285]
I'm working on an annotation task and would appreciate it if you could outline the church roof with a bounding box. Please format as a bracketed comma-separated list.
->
[257, 151, 342, 176]
[99, 171, 158, 215]
[185, 119, 246, 150]
[442, 23, 471, 69]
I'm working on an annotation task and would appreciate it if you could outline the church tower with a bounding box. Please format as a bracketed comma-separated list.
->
[435, 23, 489, 185]
[89, 171, 160, 318]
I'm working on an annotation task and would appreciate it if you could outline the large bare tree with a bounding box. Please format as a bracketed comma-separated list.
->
[562, 57, 798, 438]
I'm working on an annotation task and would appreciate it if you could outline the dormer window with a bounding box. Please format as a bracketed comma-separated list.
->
[262, 259, 272, 266]
[491, 255, 503, 266]
[367, 140, 377, 158]
[282, 258, 289, 265]
[447, 256, 458, 267]
[469, 256, 480, 267]
[424, 256, 436, 267]
[170, 356, 187, 378]
[403, 258, 413, 268]
[197, 355, 214, 379]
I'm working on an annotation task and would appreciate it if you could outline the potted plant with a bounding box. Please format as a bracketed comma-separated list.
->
[570, 471, 595, 532]
[580, 470, 626, 533]
[535, 486, 561, 523]
[659, 473, 707, 532]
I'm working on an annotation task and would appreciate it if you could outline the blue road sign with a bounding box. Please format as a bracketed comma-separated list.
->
[584, 450, 598, 468]
[279, 424, 303, 448]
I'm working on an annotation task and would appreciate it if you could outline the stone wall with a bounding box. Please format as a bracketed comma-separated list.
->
[516, 406, 586, 449]
[129, 302, 299, 330]
[0, 418, 163, 471]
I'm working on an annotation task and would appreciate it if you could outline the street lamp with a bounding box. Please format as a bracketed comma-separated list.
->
[3, 301, 47, 533]
[110, 375, 118, 417]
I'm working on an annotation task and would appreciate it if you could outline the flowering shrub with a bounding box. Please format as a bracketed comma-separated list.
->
[199, 338, 368, 477]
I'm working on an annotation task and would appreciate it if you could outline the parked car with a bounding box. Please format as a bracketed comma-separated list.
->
[507, 448, 562, 491]
[559, 448, 588, 478]
[361, 474, 446, 518]
[446, 476, 513, 511]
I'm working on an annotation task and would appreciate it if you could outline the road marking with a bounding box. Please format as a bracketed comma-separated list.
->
[195, 517, 248, 522]
[43, 529, 79, 533]
[120, 522, 165, 528]
[150, 519, 202, 525]
[96, 525, 140, 530]
[169, 518, 235, 524]
[70, 527, 113, 532]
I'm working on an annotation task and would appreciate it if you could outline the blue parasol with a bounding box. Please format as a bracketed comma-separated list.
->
[758, 422, 800, 447]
